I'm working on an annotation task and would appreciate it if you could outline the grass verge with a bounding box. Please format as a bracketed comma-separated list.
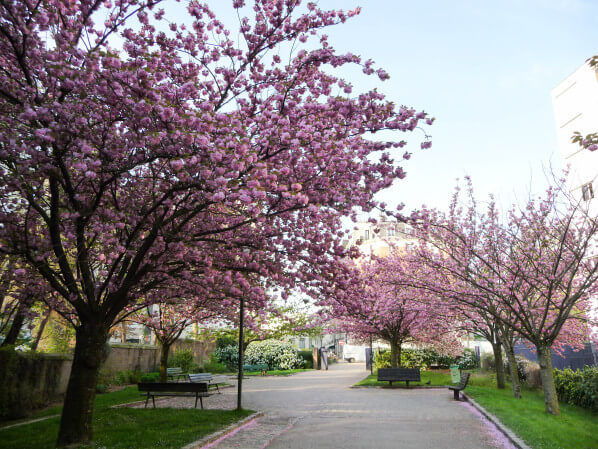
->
[1, 386, 255, 449]
[466, 385, 598, 449]
[1, 408, 254, 449]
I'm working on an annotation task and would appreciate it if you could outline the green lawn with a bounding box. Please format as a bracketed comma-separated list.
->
[1, 387, 254, 449]
[466, 385, 598, 449]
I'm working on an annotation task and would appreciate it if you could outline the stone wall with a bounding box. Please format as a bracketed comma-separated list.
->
[102, 343, 160, 373]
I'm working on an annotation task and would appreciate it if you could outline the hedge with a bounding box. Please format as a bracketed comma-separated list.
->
[553, 366, 598, 412]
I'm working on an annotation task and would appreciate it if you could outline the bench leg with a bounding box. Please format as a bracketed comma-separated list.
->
[145, 392, 150, 408]
[152, 395, 156, 408]
[195, 393, 198, 409]
[215, 383, 220, 394]
[406, 381, 410, 388]
[454, 389, 460, 401]
[389, 381, 392, 386]
[199, 396, 203, 409]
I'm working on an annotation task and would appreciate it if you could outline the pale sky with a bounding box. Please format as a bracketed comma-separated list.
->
[314, 0, 598, 213]
[171, 1, 598, 213]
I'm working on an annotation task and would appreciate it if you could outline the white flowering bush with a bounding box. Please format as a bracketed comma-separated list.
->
[245, 339, 304, 370]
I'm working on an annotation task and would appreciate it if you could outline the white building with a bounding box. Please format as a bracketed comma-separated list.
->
[343, 217, 418, 260]
[551, 61, 598, 209]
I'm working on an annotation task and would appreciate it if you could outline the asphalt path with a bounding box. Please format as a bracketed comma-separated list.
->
[209, 362, 507, 449]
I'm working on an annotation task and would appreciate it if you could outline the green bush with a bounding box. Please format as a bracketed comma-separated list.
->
[373, 348, 459, 369]
[245, 339, 303, 370]
[213, 345, 239, 370]
[215, 332, 238, 349]
[114, 369, 143, 385]
[96, 384, 108, 394]
[169, 349, 199, 373]
[298, 350, 314, 369]
[457, 348, 479, 370]
[202, 353, 229, 373]
[481, 352, 496, 371]
[554, 366, 598, 412]
[140, 372, 160, 383]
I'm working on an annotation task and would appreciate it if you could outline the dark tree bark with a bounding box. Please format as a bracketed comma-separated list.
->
[159, 343, 171, 383]
[537, 345, 559, 415]
[503, 341, 521, 399]
[56, 321, 109, 447]
[390, 340, 402, 368]
[491, 341, 506, 389]
[30, 311, 50, 351]
[1, 303, 26, 347]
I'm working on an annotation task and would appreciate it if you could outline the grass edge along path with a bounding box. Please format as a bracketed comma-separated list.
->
[465, 385, 598, 449]
[354, 369, 453, 387]
[1, 387, 255, 449]
[356, 369, 598, 449]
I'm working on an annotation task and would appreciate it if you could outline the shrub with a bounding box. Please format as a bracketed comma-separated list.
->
[554, 366, 598, 412]
[169, 349, 198, 373]
[373, 350, 390, 369]
[95, 384, 108, 394]
[114, 368, 143, 385]
[481, 352, 495, 371]
[140, 372, 160, 383]
[298, 350, 314, 369]
[245, 339, 303, 370]
[457, 348, 479, 370]
[215, 332, 238, 349]
[504, 355, 530, 382]
[202, 353, 229, 373]
[213, 345, 239, 370]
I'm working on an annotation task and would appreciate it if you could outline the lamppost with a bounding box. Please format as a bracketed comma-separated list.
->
[236, 295, 245, 410]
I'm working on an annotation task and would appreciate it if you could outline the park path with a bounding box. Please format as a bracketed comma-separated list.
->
[205, 363, 511, 449]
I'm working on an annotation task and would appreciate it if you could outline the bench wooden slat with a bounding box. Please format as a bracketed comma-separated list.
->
[137, 382, 210, 409]
[377, 368, 421, 386]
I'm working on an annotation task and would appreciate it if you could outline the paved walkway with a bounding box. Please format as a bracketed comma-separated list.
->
[202, 363, 511, 449]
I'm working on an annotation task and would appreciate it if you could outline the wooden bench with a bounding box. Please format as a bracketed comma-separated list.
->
[167, 367, 185, 381]
[448, 372, 471, 400]
[243, 363, 268, 375]
[377, 367, 421, 386]
[138, 382, 210, 409]
[189, 373, 223, 393]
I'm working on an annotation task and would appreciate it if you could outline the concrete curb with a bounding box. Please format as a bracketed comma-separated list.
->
[181, 411, 264, 449]
[462, 393, 532, 449]
[0, 415, 60, 430]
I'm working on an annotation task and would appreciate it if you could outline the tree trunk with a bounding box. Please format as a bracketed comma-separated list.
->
[1, 304, 25, 347]
[504, 344, 521, 399]
[390, 341, 401, 368]
[159, 342, 171, 383]
[120, 322, 127, 343]
[491, 341, 506, 389]
[30, 310, 50, 351]
[537, 345, 559, 415]
[56, 322, 108, 447]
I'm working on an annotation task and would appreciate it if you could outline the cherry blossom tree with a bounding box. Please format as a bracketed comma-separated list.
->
[0, 0, 431, 444]
[416, 180, 598, 414]
[331, 252, 461, 368]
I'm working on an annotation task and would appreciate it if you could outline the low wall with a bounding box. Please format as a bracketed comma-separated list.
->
[103, 343, 160, 373]
[0, 349, 72, 420]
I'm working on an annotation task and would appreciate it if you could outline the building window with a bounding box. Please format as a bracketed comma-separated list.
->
[299, 338, 306, 349]
[364, 230, 370, 240]
[388, 227, 395, 237]
[582, 182, 594, 201]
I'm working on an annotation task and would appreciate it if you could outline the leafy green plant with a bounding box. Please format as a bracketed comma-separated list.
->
[244, 339, 303, 370]
[457, 348, 479, 370]
[168, 349, 198, 373]
[213, 345, 239, 370]
[140, 372, 160, 383]
[202, 354, 229, 373]
[553, 366, 598, 412]
[298, 350, 313, 369]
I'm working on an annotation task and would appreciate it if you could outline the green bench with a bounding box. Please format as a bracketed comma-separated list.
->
[243, 363, 268, 375]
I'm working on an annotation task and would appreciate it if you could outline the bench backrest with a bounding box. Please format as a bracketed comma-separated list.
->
[167, 367, 183, 375]
[457, 372, 471, 389]
[377, 368, 421, 382]
[189, 373, 213, 382]
[243, 363, 268, 371]
[138, 382, 208, 393]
